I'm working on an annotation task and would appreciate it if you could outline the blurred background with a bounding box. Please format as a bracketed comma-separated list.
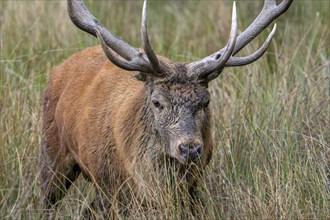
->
[0, 0, 329, 219]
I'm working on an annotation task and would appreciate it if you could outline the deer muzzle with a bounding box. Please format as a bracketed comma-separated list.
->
[178, 143, 203, 161]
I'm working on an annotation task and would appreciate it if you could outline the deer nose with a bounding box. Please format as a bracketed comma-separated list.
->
[179, 144, 203, 161]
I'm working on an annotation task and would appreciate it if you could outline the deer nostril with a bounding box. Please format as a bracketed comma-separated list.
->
[178, 144, 203, 161]
[179, 144, 188, 154]
[188, 144, 203, 161]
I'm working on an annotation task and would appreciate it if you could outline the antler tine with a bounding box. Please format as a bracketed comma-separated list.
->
[141, 0, 162, 73]
[68, 0, 165, 75]
[232, 0, 292, 55]
[198, 2, 237, 80]
[96, 30, 151, 72]
[187, 0, 293, 81]
[67, 0, 96, 37]
[67, 0, 140, 61]
[225, 24, 277, 66]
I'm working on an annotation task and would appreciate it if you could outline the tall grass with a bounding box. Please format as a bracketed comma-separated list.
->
[1, 0, 329, 219]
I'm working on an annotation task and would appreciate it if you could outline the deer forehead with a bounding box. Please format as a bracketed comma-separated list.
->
[152, 80, 209, 106]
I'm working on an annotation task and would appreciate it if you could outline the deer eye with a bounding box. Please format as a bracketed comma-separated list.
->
[152, 100, 162, 109]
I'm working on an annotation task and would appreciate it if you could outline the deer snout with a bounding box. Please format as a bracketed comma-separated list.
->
[179, 143, 203, 161]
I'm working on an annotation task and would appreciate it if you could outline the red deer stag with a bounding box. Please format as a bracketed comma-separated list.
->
[40, 0, 292, 215]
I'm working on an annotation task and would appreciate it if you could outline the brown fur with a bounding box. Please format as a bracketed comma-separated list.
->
[40, 45, 213, 214]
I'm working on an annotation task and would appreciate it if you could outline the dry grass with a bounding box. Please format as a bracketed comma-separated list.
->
[0, 0, 329, 219]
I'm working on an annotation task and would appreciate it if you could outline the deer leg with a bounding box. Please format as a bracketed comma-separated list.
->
[83, 174, 132, 218]
[40, 143, 81, 208]
[82, 187, 112, 220]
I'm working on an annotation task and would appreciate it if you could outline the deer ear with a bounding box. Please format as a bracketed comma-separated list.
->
[134, 72, 148, 82]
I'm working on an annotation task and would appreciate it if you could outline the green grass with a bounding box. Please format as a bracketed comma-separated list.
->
[1, 0, 329, 219]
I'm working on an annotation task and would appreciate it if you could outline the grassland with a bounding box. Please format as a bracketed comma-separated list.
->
[0, 0, 329, 219]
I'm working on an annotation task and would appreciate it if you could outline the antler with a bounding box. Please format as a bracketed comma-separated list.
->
[68, 0, 292, 81]
[67, 0, 163, 74]
[188, 0, 293, 82]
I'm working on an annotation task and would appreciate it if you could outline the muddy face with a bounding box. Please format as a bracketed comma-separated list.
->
[147, 74, 210, 164]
